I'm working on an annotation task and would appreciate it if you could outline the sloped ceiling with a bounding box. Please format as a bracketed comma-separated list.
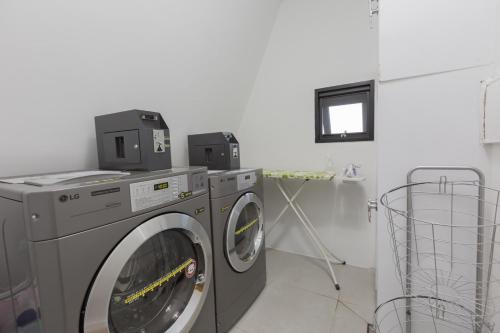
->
[0, 0, 281, 176]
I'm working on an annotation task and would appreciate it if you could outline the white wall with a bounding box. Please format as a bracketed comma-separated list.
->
[379, 0, 495, 81]
[0, 0, 281, 177]
[489, 2, 500, 192]
[237, 0, 378, 268]
[376, 0, 498, 306]
[376, 67, 493, 302]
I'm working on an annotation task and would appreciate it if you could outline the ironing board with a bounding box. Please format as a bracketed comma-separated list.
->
[264, 169, 345, 290]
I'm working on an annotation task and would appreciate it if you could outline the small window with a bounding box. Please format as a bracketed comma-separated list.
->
[315, 80, 375, 143]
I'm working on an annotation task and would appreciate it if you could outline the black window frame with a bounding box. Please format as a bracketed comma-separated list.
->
[315, 80, 375, 143]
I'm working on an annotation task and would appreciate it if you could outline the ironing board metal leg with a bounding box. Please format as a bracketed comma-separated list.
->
[266, 179, 308, 235]
[274, 179, 341, 289]
[279, 181, 345, 265]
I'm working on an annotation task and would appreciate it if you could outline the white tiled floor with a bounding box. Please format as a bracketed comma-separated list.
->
[230, 249, 375, 333]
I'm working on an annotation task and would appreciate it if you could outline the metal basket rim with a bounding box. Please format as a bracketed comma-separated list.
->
[375, 295, 475, 316]
[380, 181, 500, 228]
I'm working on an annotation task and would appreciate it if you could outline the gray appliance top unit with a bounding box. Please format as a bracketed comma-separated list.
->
[188, 132, 240, 170]
[0, 167, 209, 240]
[95, 109, 172, 171]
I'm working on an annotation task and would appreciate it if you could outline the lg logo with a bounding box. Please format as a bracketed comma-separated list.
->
[59, 194, 80, 202]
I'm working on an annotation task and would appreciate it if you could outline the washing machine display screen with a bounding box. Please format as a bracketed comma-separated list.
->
[108, 230, 199, 332]
[234, 202, 261, 261]
[153, 182, 169, 191]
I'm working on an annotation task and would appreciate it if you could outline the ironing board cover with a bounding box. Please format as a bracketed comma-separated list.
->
[263, 169, 335, 181]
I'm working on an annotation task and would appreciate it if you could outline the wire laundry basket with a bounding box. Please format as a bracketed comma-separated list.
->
[374, 295, 480, 333]
[380, 167, 500, 332]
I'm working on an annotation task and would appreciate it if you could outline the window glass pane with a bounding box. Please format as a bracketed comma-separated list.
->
[315, 81, 374, 142]
[329, 103, 364, 134]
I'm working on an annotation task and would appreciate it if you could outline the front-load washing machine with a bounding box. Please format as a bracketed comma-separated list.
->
[0, 167, 216, 333]
[208, 168, 266, 333]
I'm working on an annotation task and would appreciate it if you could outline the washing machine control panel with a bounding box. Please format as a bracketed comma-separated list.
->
[130, 175, 189, 212]
[224, 169, 257, 191]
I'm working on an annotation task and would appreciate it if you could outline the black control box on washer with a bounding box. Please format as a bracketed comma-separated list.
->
[188, 132, 240, 170]
[95, 110, 172, 171]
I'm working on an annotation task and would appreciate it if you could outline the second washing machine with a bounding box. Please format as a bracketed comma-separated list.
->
[208, 168, 266, 333]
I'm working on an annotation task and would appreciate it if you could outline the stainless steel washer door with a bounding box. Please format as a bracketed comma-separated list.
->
[225, 193, 264, 273]
[83, 213, 212, 333]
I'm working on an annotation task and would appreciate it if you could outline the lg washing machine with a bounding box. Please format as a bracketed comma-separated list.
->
[0, 167, 216, 333]
[208, 168, 266, 333]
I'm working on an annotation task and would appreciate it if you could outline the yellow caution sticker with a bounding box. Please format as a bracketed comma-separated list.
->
[124, 258, 194, 305]
[179, 191, 193, 199]
[220, 205, 231, 214]
[235, 218, 258, 236]
[195, 207, 205, 215]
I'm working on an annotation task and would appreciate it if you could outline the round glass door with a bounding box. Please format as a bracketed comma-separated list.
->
[109, 230, 198, 332]
[225, 193, 264, 272]
[83, 213, 212, 333]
